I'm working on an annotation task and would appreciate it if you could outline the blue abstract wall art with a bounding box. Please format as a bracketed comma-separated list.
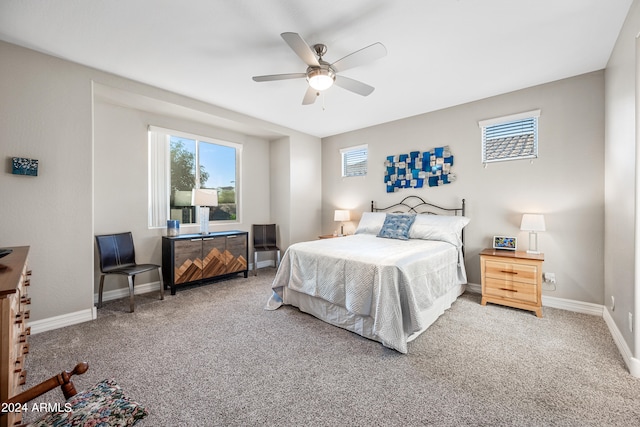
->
[11, 157, 39, 176]
[384, 146, 455, 192]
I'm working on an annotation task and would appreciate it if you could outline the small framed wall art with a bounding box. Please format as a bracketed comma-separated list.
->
[11, 157, 39, 176]
[493, 236, 517, 251]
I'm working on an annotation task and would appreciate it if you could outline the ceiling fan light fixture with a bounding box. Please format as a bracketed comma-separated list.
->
[307, 68, 335, 91]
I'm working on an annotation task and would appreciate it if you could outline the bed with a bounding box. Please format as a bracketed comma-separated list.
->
[265, 196, 469, 353]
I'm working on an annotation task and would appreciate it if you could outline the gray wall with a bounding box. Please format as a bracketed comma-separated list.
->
[0, 41, 95, 320]
[0, 40, 322, 325]
[605, 0, 640, 358]
[322, 71, 605, 304]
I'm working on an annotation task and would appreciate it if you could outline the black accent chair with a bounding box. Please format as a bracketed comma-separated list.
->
[252, 224, 280, 276]
[95, 232, 164, 312]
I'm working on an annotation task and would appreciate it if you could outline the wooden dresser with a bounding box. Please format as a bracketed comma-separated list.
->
[480, 248, 544, 318]
[0, 247, 31, 427]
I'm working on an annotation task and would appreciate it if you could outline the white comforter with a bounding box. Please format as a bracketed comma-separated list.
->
[266, 234, 466, 353]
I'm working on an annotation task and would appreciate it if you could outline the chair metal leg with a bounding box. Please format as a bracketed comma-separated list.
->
[157, 267, 164, 301]
[254, 251, 258, 276]
[98, 275, 105, 308]
[127, 276, 135, 313]
[276, 250, 281, 269]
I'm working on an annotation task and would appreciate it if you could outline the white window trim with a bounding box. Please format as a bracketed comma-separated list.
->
[148, 125, 242, 228]
[478, 109, 540, 165]
[340, 144, 368, 178]
[478, 109, 540, 128]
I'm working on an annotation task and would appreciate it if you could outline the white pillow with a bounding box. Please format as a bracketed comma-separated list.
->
[355, 212, 387, 235]
[409, 214, 470, 247]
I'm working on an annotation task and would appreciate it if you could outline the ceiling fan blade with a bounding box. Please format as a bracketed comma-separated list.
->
[302, 86, 319, 105]
[281, 32, 320, 67]
[252, 73, 307, 82]
[334, 75, 375, 96]
[331, 42, 387, 73]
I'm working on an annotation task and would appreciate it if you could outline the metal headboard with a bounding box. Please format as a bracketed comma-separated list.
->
[371, 196, 467, 255]
[371, 196, 465, 216]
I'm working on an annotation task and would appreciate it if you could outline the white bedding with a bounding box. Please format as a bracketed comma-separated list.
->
[266, 234, 467, 353]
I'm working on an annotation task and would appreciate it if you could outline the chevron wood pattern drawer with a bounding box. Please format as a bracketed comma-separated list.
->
[162, 231, 248, 295]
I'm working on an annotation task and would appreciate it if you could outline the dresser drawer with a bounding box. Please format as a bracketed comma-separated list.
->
[484, 259, 538, 285]
[484, 277, 539, 304]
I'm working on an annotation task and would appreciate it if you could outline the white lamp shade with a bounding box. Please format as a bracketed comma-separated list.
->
[520, 214, 546, 232]
[334, 210, 351, 222]
[191, 189, 218, 207]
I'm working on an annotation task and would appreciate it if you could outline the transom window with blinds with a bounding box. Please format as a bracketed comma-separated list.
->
[341, 144, 368, 177]
[479, 110, 540, 165]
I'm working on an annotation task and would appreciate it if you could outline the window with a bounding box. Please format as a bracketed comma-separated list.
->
[148, 126, 240, 228]
[341, 144, 368, 177]
[479, 110, 540, 164]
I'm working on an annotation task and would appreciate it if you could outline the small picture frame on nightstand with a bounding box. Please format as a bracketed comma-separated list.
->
[493, 236, 516, 251]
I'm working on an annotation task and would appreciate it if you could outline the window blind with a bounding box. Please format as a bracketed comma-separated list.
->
[479, 110, 540, 164]
[341, 145, 368, 177]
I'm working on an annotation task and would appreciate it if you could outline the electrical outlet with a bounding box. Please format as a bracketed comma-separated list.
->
[543, 272, 556, 284]
[629, 313, 634, 333]
[611, 296, 615, 311]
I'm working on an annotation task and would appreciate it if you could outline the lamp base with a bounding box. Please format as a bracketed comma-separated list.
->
[199, 206, 210, 235]
[526, 231, 539, 254]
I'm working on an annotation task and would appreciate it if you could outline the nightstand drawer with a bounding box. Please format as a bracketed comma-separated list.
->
[484, 277, 538, 304]
[484, 260, 538, 285]
[480, 248, 544, 318]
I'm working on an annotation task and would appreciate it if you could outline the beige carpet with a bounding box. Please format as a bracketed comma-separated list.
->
[22, 268, 640, 426]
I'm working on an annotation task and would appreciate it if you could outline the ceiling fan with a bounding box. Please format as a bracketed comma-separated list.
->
[252, 32, 387, 105]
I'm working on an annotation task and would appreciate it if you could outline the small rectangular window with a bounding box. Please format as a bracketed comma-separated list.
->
[479, 110, 540, 164]
[341, 144, 368, 177]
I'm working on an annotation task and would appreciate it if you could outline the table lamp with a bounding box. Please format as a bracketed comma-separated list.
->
[334, 210, 350, 236]
[192, 189, 218, 235]
[520, 214, 545, 254]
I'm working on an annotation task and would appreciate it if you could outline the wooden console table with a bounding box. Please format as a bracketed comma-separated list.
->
[162, 231, 248, 295]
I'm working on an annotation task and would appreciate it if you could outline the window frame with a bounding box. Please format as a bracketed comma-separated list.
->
[340, 144, 368, 178]
[478, 109, 540, 165]
[148, 125, 242, 229]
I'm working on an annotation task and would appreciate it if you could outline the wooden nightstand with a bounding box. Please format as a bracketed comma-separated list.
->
[480, 248, 544, 318]
[319, 234, 342, 239]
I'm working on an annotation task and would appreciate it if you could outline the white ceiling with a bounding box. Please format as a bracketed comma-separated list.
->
[0, 0, 633, 138]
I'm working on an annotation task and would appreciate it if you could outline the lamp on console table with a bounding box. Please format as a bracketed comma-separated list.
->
[192, 189, 218, 235]
[520, 213, 546, 254]
[334, 210, 351, 236]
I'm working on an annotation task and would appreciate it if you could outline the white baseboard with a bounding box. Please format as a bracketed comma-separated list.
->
[467, 282, 640, 377]
[29, 306, 96, 335]
[466, 283, 604, 316]
[29, 281, 163, 335]
[94, 280, 163, 304]
[465, 283, 481, 294]
[27, 278, 640, 378]
[541, 295, 605, 316]
[603, 308, 640, 378]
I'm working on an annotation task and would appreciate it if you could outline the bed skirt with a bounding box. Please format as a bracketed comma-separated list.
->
[278, 282, 466, 350]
